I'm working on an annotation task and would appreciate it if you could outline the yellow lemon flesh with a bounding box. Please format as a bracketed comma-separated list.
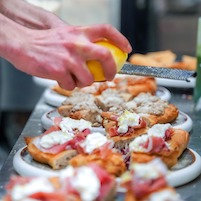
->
[87, 41, 128, 82]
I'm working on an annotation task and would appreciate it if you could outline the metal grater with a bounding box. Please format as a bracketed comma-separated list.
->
[119, 63, 197, 82]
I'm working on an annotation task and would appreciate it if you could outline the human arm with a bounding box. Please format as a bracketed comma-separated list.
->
[0, 0, 65, 29]
[0, 0, 132, 90]
[0, 11, 132, 90]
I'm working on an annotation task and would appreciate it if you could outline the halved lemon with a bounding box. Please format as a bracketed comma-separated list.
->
[87, 40, 128, 82]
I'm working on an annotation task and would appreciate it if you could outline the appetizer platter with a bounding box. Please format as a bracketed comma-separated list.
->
[8, 66, 199, 201]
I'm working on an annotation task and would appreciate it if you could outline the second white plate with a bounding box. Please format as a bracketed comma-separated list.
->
[43, 86, 171, 108]
[156, 77, 195, 88]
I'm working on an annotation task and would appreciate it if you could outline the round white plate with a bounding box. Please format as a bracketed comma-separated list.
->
[167, 149, 201, 187]
[44, 86, 171, 108]
[41, 109, 105, 134]
[170, 111, 192, 132]
[156, 77, 195, 88]
[33, 77, 57, 88]
[13, 147, 201, 188]
[41, 109, 193, 132]
[155, 86, 171, 101]
[44, 88, 67, 107]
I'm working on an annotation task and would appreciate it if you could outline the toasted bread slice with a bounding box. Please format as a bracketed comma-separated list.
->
[69, 151, 126, 177]
[130, 128, 189, 168]
[25, 136, 77, 170]
[102, 111, 148, 150]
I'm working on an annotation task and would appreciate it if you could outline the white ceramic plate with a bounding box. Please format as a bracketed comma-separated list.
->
[170, 111, 193, 132]
[43, 88, 67, 107]
[41, 109, 193, 133]
[33, 77, 57, 88]
[13, 147, 201, 188]
[33, 76, 196, 89]
[156, 77, 195, 88]
[43, 86, 171, 108]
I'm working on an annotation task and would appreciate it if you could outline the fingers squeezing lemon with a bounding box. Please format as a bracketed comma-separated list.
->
[87, 41, 128, 82]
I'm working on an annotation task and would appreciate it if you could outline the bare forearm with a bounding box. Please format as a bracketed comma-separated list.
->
[0, 0, 65, 29]
[0, 13, 28, 65]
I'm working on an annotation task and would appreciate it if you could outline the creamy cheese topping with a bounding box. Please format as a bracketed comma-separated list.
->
[148, 124, 172, 138]
[125, 100, 137, 110]
[98, 89, 124, 108]
[71, 167, 100, 201]
[135, 102, 168, 115]
[62, 92, 95, 105]
[60, 166, 100, 201]
[133, 93, 159, 104]
[80, 132, 108, 154]
[132, 163, 161, 180]
[59, 165, 75, 179]
[11, 178, 54, 201]
[132, 93, 168, 115]
[129, 134, 149, 152]
[80, 83, 101, 94]
[147, 189, 183, 201]
[117, 110, 141, 133]
[105, 81, 116, 87]
[130, 158, 168, 180]
[40, 130, 73, 149]
[59, 117, 92, 133]
[129, 124, 172, 152]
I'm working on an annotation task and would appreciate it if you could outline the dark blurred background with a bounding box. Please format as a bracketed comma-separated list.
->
[1, 0, 201, 168]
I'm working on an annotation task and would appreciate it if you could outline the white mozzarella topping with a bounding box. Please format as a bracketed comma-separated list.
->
[40, 130, 73, 149]
[59, 117, 92, 133]
[117, 110, 141, 133]
[131, 158, 168, 180]
[129, 124, 172, 153]
[71, 167, 100, 201]
[80, 132, 108, 154]
[132, 163, 161, 180]
[129, 134, 149, 152]
[59, 165, 75, 179]
[133, 93, 159, 104]
[80, 83, 101, 94]
[147, 189, 183, 201]
[148, 124, 172, 138]
[11, 178, 54, 201]
[60, 166, 100, 201]
[125, 100, 137, 110]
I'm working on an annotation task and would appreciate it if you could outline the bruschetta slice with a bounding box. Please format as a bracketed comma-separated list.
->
[129, 124, 189, 168]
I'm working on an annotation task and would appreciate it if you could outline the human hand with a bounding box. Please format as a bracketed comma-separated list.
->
[6, 24, 132, 90]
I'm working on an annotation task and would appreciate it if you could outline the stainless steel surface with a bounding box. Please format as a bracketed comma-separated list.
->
[119, 63, 196, 81]
[0, 87, 201, 200]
